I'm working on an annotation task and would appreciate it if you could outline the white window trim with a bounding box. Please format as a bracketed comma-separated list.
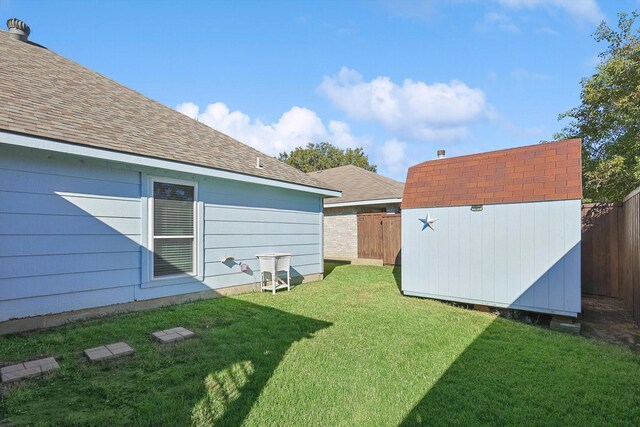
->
[148, 176, 199, 281]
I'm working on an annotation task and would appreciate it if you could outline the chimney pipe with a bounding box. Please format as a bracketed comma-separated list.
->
[6, 18, 30, 42]
[437, 149, 446, 159]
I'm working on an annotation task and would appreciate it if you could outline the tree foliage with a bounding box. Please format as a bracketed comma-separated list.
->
[278, 142, 377, 173]
[557, 11, 640, 202]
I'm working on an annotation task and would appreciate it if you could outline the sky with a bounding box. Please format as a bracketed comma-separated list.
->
[2, 0, 638, 181]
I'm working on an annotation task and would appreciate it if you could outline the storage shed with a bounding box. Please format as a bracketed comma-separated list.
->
[0, 21, 339, 327]
[401, 139, 582, 317]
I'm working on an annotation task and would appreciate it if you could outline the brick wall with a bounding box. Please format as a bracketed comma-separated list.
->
[324, 211, 358, 259]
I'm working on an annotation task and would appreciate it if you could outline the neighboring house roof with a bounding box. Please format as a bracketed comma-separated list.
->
[0, 30, 336, 193]
[402, 139, 582, 209]
[308, 165, 404, 206]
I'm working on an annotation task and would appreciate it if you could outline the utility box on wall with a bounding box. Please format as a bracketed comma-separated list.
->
[401, 139, 583, 317]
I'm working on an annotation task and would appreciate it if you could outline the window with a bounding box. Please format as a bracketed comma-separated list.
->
[150, 179, 197, 278]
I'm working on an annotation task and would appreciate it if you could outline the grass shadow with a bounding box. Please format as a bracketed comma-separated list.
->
[324, 261, 350, 279]
[392, 264, 402, 293]
[399, 317, 640, 426]
[0, 297, 331, 426]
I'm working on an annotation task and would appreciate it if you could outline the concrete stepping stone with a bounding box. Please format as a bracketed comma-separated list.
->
[152, 327, 195, 344]
[84, 342, 134, 362]
[1, 357, 59, 383]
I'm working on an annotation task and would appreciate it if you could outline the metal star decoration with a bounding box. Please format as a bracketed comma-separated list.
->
[419, 213, 438, 231]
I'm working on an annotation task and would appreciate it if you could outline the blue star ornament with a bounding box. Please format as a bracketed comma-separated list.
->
[419, 213, 438, 231]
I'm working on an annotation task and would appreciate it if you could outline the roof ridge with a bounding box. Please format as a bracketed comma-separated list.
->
[307, 164, 357, 175]
[307, 164, 403, 204]
[308, 164, 402, 182]
[351, 167, 404, 193]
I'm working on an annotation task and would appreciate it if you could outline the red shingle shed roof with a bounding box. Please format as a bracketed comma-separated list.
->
[402, 139, 582, 209]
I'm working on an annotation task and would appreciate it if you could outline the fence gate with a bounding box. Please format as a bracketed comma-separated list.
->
[357, 213, 401, 265]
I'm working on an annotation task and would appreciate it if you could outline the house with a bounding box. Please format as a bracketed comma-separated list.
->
[0, 20, 340, 327]
[307, 165, 404, 262]
[401, 139, 582, 317]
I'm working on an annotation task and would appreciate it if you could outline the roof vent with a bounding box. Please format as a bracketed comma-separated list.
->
[256, 157, 264, 169]
[437, 149, 446, 159]
[6, 18, 30, 42]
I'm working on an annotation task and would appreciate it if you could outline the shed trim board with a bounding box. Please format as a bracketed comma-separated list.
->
[324, 198, 402, 208]
[402, 291, 577, 316]
[0, 131, 341, 198]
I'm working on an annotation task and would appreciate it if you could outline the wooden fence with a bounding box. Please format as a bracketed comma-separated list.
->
[581, 203, 622, 297]
[357, 213, 401, 265]
[620, 189, 640, 326]
[582, 187, 640, 326]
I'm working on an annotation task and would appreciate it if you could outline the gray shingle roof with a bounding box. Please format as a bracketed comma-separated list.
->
[0, 31, 335, 192]
[308, 165, 404, 205]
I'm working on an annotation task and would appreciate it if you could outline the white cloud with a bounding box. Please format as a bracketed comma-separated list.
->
[497, 0, 604, 24]
[318, 67, 488, 142]
[176, 102, 199, 119]
[477, 12, 520, 33]
[175, 102, 367, 156]
[536, 26, 559, 36]
[378, 139, 408, 180]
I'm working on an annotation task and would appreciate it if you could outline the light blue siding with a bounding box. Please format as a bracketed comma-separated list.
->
[134, 172, 323, 300]
[0, 235, 141, 257]
[0, 252, 139, 279]
[401, 200, 582, 316]
[204, 234, 319, 248]
[0, 167, 141, 197]
[0, 148, 140, 320]
[1, 269, 141, 301]
[0, 214, 140, 236]
[0, 144, 324, 321]
[0, 287, 137, 322]
[0, 192, 140, 217]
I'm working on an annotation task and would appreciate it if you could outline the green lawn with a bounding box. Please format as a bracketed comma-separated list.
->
[1, 263, 639, 426]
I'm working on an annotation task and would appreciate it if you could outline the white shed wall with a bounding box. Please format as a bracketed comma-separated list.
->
[401, 200, 581, 316]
